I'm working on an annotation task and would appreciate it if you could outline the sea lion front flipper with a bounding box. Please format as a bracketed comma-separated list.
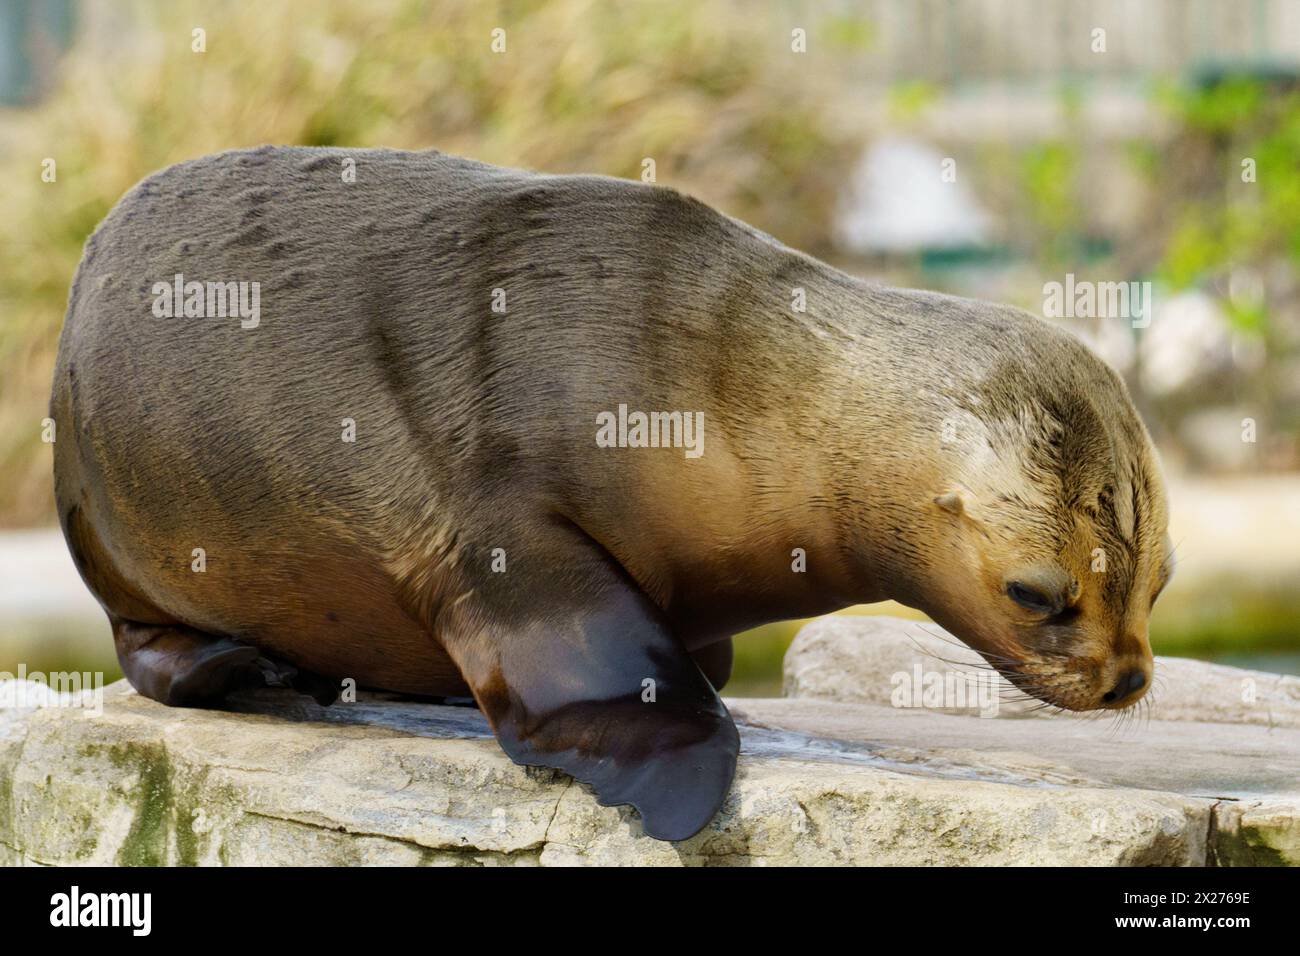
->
[441, 567, 739, 842]
[690, 637, 734, 692]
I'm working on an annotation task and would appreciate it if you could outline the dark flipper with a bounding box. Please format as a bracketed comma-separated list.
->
[441, 547, 739, 842]
[111, 619, 338, 707]
[690, 637, 734, 693]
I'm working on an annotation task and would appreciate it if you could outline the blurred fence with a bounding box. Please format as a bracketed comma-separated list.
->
[797, 0, 1300, 84]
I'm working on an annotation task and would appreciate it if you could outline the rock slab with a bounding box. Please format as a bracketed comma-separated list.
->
[1, 617, 1296, 866]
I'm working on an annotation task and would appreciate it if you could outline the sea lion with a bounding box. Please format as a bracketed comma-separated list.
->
[50, 146, 1174, 841]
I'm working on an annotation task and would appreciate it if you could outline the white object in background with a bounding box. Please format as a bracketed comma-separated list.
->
[0, 529, 102, 619]
[834, 136, 994, 254]
[1140, 291, 1231, 396]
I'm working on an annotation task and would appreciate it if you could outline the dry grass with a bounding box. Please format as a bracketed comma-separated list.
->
[0, 0, 864, 524]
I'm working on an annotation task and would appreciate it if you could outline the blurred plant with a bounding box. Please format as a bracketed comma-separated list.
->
[0, 0, 863, 525]
[1018, 141, 1080, 263]
[1011, 87, 1086, 266]
[1137, 72, 1300, 467]
[1153, 76, 1300, 300]
[886, 79, 941, 122]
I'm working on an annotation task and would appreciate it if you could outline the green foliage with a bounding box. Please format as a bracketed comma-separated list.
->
[1153, 77, 1300, 301]
[887, 80, 941, 121]
[1165, 75, 1265, 134]
[821, 13, 876, 53]
[1159, 213, 1226, 290]
[1020, 142, 1079, 240]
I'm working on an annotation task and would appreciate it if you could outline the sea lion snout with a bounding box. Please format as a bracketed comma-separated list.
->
[1092, 626, 1156, 708]
[954, 618, 1156, 713]
[1102, 664, 1149, 707]
[1008, 575, 1158, 711]
[932, 545, 1163, 713]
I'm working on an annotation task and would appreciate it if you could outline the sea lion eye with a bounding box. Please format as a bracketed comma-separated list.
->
[1006, 581, 1057, 614]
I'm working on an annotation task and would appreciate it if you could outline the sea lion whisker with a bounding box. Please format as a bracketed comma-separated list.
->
[904, 635, 1001, 674]
[903, 624, 1028, 668]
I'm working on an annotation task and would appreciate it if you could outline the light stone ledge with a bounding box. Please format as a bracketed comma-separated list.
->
[1, 616, 1295, 866]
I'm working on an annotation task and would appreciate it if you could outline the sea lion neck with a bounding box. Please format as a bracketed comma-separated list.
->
[673, 251, 961, 617]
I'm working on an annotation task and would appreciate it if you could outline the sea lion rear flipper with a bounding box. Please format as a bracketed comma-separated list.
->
[441, 568, 739, 842]
[111, 618, 338, 707]
[111, 619, 260, 706]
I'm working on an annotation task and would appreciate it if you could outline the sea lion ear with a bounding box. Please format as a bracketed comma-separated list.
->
[933, 488, 970, 516]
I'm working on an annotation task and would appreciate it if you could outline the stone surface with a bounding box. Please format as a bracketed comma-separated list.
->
[0, 616, 1296, 866]
[784, 615, 1300, 728]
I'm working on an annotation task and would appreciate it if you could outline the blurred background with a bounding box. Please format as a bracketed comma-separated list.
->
[1, 0, 1297, 695]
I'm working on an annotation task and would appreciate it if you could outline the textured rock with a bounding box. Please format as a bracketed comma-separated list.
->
[0, 682, 1209, 866]
[0, 617, 1296, 866]
[784, 615, 1300, 728]
[1210, 800, 1300, 866]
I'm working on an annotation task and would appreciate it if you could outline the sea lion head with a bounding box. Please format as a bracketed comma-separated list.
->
[899, 321, 1173, 712]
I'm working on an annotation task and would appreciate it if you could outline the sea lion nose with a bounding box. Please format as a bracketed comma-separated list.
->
[1102, 668, 1147, 705]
